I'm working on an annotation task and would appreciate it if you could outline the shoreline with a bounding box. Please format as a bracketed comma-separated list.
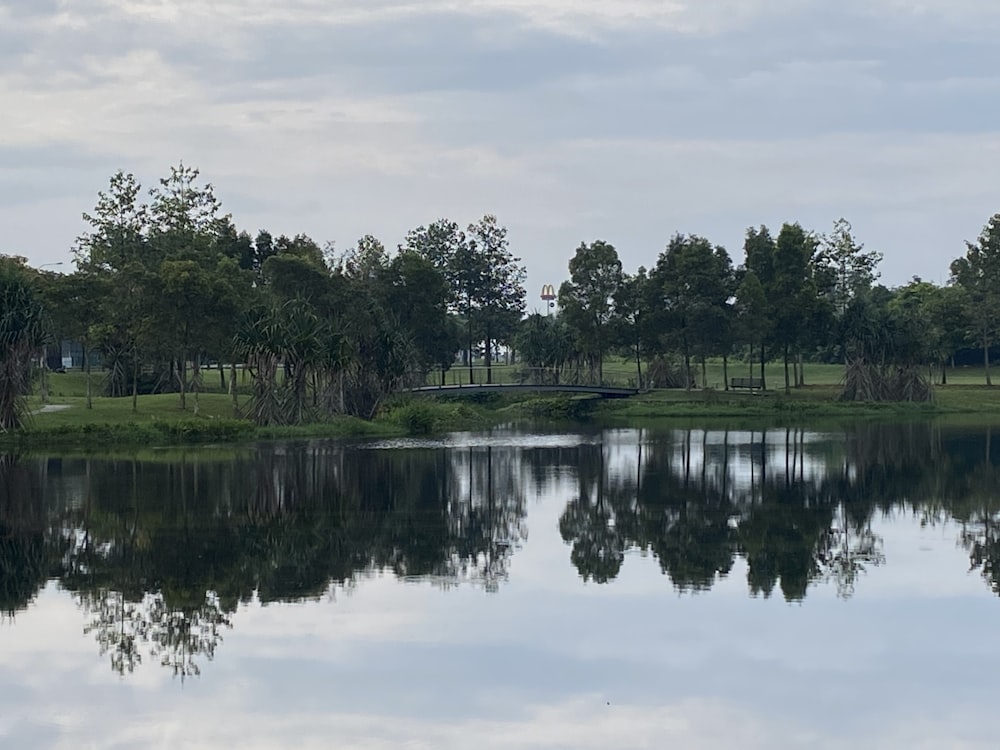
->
[5, 385, 1000, 452]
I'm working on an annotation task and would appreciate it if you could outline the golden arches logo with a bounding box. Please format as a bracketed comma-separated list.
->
[540, 284, 556, 300]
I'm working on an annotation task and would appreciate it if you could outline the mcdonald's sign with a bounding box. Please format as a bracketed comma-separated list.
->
[540, 284, 556, 301]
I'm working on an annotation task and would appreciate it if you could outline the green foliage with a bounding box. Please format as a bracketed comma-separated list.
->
[0, 257, 46, 431]
[8, 418, 255, 448]
[646, 234, 735, 388]
[951, 213, 1000, 385]
[502, 395, 596, 421]
[557, 240, 623, 381]
[386, 400, 439, 434]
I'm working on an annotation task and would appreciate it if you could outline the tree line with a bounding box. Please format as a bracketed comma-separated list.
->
[2, 163, 1000, 428]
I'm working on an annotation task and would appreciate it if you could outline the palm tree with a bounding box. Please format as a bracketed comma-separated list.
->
[0, 259, 46, 431]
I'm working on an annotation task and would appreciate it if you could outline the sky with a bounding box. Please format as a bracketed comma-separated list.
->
[3, 0, 1000, 307]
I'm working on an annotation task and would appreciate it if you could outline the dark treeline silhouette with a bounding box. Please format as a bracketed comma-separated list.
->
[4, 166, 1000, 429]
[2, 425, 1000, 677]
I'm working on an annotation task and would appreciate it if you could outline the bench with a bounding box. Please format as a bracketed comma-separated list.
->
[730, 377, 763, 390]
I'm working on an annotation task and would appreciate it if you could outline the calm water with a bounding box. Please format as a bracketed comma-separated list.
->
[2, 423, 1000, 748]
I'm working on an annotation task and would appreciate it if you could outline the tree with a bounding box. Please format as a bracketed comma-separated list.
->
[771, 223, 819, 392]
[41, 271, 109, 409]
[405, 219, 476, 379]
[75, 170, 148, 273]
[146, 163, 235, 410]
[734, 270, 768, 388]
[0, 257, 46, 431]
[514, 314, 573, 383]
[147, 163, 223, 246]
[815, 218, 882, 317]
[742, 226, 777, 389]
[932, 284, 972, 384]
[613, 268, 648, 389]
[950, 214, 1000, 386]
[647, 234, 734, 389]
[465, 216, 526, 384]
[382, 251, 456, 382]
[557, 241, 623, 383]
[156, 257, 242, 413]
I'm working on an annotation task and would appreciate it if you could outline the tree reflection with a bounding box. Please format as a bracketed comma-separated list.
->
[0, 442, 527, 676]
[556, 423, 1000, 601]
[816, 505, 885, 599]
[4, 421, 1000, 678]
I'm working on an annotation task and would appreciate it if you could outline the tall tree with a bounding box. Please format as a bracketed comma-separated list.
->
[815, 218, 882, 317]
[735, 269, 768, 389]
[648, 234, 733, 390]
[146, 163, 231, 409]
[557, 240, 623, 383]
[613, 268, 648, 389]
[771, 223, 819, 392]
[74, 170, 148, 273]
[951, 214, 1000, 386]
[742, 226, 776, 389]
[405, 219, 475, 379]
[465, 216, 526, 385]
[382, 251, 456, 382]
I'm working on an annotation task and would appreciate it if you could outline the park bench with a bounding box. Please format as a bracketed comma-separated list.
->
[730, 377, 763, 390]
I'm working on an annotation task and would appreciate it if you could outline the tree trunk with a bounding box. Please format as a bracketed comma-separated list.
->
[230, 362, 239, 417]
[192, 357, 201, 416]
[941, 360, 947, 386]
[84, 343, 92, 410]
[178, 356, 187, 410]
[985, 338, 992, 386]
[798, 353, 805, 387]
[40, 352, 49, 405]
[701, 355, 707, 389]
[683, 337, 692, 391]
[486, 323, 493, 385]
[219, 363, 227, 391]
[759, 342, 766, 391]
[783, 345, 790, 394]
[634, 343, 642, 390]
[723, 354, 729, 391]
[131, 359, 138, 413]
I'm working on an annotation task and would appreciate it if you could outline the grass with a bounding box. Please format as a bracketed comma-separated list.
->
[12, 361, 1000, 451]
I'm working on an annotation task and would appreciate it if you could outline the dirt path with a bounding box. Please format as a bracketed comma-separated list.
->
[32, 404, 72, 415]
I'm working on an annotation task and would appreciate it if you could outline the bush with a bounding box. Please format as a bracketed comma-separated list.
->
[387, 401, 438, 435]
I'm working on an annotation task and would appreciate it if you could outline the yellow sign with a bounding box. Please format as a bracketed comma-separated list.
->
[540, 284, 556, 300]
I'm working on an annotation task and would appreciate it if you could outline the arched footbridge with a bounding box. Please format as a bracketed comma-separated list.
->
[408, 383, 640, 399]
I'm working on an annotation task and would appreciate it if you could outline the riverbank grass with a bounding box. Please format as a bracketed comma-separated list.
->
[12, 362, 1000, 449]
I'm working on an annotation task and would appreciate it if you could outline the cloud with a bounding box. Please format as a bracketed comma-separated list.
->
[2, 0, 1000, 284]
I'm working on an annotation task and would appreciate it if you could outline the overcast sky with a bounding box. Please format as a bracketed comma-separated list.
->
[3, 0, 999, 305]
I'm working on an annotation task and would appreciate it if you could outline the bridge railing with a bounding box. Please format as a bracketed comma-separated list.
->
[417, 366, 640, 389]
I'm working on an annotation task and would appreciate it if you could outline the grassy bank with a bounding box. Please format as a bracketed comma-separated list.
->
[9, 363, 1000, 450]
[3, 388, 493, 450]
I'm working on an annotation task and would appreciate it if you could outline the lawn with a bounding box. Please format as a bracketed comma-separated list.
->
[13, 359, 1000, 450]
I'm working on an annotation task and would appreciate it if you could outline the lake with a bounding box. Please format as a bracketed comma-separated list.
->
[2, 423, 1000, 749]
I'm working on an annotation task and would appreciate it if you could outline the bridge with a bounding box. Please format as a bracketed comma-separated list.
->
[408, 383, 640, 399]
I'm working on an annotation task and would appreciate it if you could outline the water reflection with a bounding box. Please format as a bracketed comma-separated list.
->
[1, 423, 999, 679]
